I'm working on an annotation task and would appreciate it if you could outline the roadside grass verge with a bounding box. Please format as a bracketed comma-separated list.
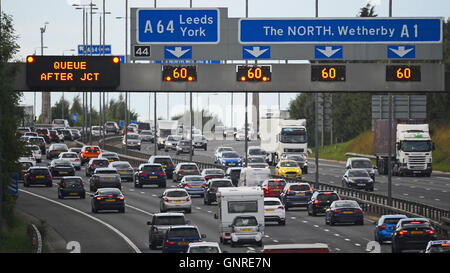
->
[0, 215, 32, 253]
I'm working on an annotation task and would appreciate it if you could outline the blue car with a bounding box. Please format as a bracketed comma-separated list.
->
[217, 151, 242, 167]
[374, 214, 408, 244]
[134, 163, 166, 188]
[162, 225, 206, 253]
[179, 175, 207, 197]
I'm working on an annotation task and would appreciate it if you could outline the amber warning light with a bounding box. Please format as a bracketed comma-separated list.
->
[26, 56, 120, 90]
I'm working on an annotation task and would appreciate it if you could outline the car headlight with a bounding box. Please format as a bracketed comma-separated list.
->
[296, 169, 301, 173]
[280, 169, 286, 173]
[238, 159, 242, 162]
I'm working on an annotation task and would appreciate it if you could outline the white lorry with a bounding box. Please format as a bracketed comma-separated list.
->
[215, 187, 264, 244]
[156, 120, 179, 148]
[259, 109, 308, 166]
[374, 120, 434, 177]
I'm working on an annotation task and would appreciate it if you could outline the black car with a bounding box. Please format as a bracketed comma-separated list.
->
[342, 169, 374, 191]
[325, 200, 364, 226]
[28, 136, 46, 154]
[175, 140, 194, 155]
[91, 188, 125, 213]
[225, 167, 242, 187]
[49, 130, 60, 143]
[148, 156, 175, 179]
[86, 158, 110, 177]
[134, 163, 167, 188]
[24, 167, 52, 187]
[146, 212, 188, 250]
[61, 129, 74, 141]
[89, 169, 122, 192]
[203, 179, 234, 205]
[391, 218, 437, 253]
[46, 143, 69, 160]
[58, 176, 86, 199]
[35, 128, 51, 143]
[280, 183, 313, 210]
[307, 191, 341, 216]
[50, 160, 76, 177]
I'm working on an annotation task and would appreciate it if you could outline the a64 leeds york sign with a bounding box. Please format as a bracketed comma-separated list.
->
[26, 56, 121, 90]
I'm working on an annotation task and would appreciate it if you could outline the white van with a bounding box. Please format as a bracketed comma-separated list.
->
[52, 119, 69, 129]
[238, 167, 271, 187]
[215, 187, 264, 244]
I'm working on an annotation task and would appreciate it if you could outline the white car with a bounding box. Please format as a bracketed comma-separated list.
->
[159, 188, 192, 213]
[230, 215, 263, 247]
[58, 152, 81, 170]
[187, 242, 223, 253]
[264, 197, 286, 225]
[19, 157, 36, 166]
[91, 126, 103, 136]
[27, 144, 42, 163]
[235, 130, 248, 141]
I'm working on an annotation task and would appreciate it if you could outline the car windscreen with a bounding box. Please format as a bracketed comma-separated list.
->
[127, 134, 139, 139]
[30, 169, 50, 175]
[29, 138, 44, 145]
[264, 200, 281, 206]
[334, 201, 360, 208]
[383, 218, 404, 225]
[184, 176, 205, 182]
[205, 170, 224, 175]
[167, 228, 199, 238]
[349, 170, 369, 177]
[317, 193, 340, 201]
[222, 152, 239, 158]
[95, 169, 118, 174]
[167, 136, 182, 141]
[85, 147, 100, 153]
[61, 153, 77, 158]
[219, 148, 233, 152]
[54, 163, 73, 168]
[29, 146, 40, 151]
[248, 157, 265, 163]
[289, 184, 310, 191]
[249, 149, 265, 155]
[92, 160, 109, 166]
[351, 160, 372, 169]
[189, 246, 220, 253]
[268, 180, 287, 187]
[228, 201, 257, 213]
[401, 220, 431, 228]
[180, 164, 198, 170]
[233, 217, 258, 226]
[280, 161, 298, 167]
[287, 155, 305, 161]
[112, 163, 131, 169]
[211, 180, 232, 188]
[64, 178, 82, 186]
[53, 145, 68, 150]
[154, 158, 172, 165]
[141, 131, 152, 135]
[154, 216, 185, 225]
[142, 166, 163, 172]
[427, 245, 450, 253]
[166, 191, 188, 197]
[21, 162, 33, 169]
[98, 189, 121, 196]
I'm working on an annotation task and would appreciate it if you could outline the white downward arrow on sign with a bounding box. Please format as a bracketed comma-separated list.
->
[317, 46, 341, 58]
[166, 47, 191, 58]
[244, 47, 269, 58]
[389, 46, 413, 57]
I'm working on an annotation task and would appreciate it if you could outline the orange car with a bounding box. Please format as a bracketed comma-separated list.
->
[80, 146, 102, 164]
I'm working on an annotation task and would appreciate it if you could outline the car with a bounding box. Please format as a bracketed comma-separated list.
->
[89, 168, 122, 191]
[325, 200, 364, 226]
[201, 168, 225, 181]
[159, 188, 192, 213]
[68, 147, 82, 158]
[146, 212, 188, 250]
[139, 130, 154, 142]
[28, 136, 46, 154]
[192, 134, 207, 150]
[49, 159, 76, 177]
[187, 242, 222, 253]
[19, 161, 34, 181]
[216, 151, 243, 168]
[262, 178, 287, 198]
[225, 167, 242, 187]
[246, 156, 270, 169]
[122, 125, 137, 135]
[16, 127, 31, 136]
[91, 188, 125, 213]
[19, 155, 36, 166]
[235, 129, 250, 141]
[134, 163, 166, 188]
[57, 176, 86, 199]
[276, 160, 302, 179]
[173, 162, 200, 182]
[23, 166, 52, 187]
[162, 225, 206, 253]
[374, 214, 408, 244]
[280, 182, 312, 210]
[345, 157, 375, 181]
[86, 158, 110, 177]
[230, 216, 263, 247]
[262, 243, 330, 253]
[148, 156, 175, 179]
[58, 152, 81, 170]
[109, 161, 134, 182]
[179, 175, 207, 197]
[264, 197, 286, 225]
[247, 146, 268, 162]
[176, 140, 194, 155]
[98, 152, 120, 163]
[80, 146, 102, 165]
[156, 137, 166, 150]
[223, 127, 236, 139]
[104, 121, 120, 135]
[164, 135, 183, 151]
[60, 129, 74, 141]
[307, 191, 341, 216]
[391, 218, 437, 253]
[26, 144, 42, 163]
[425, 240, 450, 253]
[46, 143, 69, 160]
[35, 128, 51, 143]
[122, 133, 141, 150]
[24, 132, 38, 137]
[342, 169, 374, 191]
[48, 130, 60, 143]
[69, 129, 81, 140]
[203, 178, 234, 205]
[214, 147, 234, 161]
[52, 119, 69, 129]
[91, 126, 103, 137]
[283, 153, 308, 174]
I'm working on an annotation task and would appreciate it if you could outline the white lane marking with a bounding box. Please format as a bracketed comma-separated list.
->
[291, 217, 296, 219]
[207, 211, 212, 213]
[403, 193, 409, 196]
[345, 238, 351, 241]
[436, 177, 450, 180]
[334, 234, 340, 237]
[129, 189, 135, 192]
[264, 235, 270, 238]
[355, 243, 361, 247]
[247, 247, 255, 251]
[126, 204, 154, 217]
[419, 196, 425, 199]
[152, 194, 157, 197]
[20, 189, 142, 253]
[443, 191, 447, 193]
[313, 225, 319, 228]
[323, 229, 330, 232]
[426, 188, 431, 191]
[435, 199, 441, 201]
[273, 240, 279, 243]
[335, 248, 341, 251]
[140, 192, 145, 194]
[196, 207, 202, 210]
[302, 220, 308, 223]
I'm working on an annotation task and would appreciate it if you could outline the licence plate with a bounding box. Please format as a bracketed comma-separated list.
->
[119, 171, 126, 173]
[296, 193, 305, 196]
[70, 193, 79, 196]
[36, 176, 45, 179]
[106, 199, 115, 202]
[105, 177, 112, 180]
[265, 209, 275, 212]
[414, 171, 421, 174]
[411, 231, 423, 235]
[193, 185, 200, 188]
[60, 172, 68, 174]
[344, 211, 354, 214]
[178, 242, 189, 245]
[149, 176, 157, 179]
[358, 184, 366, 186]
[172, 200, 182, 203]
[162, 165, 167, 168]
[273, 189, 280, 191]
[241, 229, 252, 232]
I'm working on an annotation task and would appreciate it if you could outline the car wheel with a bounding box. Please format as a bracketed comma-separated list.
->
[186, 208, 191, 214]
[307, 206, 312, 216]
[81, 193, 86, 199]
[92, 206, 97, 213]
[329, 217, 335, 226]
[150, 241, 158, 250]
[311, 208, 317, 216]
[279, 220, 286, 226]
[119, 207, 125, 213]
[257, 240, 263, 247]
[58, 191, 63, 199]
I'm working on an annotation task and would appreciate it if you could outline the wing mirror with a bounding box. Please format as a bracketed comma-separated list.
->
[214, 213, 218, 219]
[201, 234, 207, 239]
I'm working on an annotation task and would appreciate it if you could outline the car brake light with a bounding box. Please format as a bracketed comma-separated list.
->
[141, 172, 148, 176]
[194, 170, 199, 173]
[75, 159, 80, 161]
[323, 192, 332, 195]
[205, 176, 211, 180]
[441, 244, 450, 247]
[178, 170, 184, 173]
[398, 230, 408, 235]
[426, 230, 435, 235]
[90, 164, 95, 167]
[202, 184, 207, 187]
[410, 221, 421, 224]
[278, 206, 285, 210]
[160, 172, 166, 176]
[81, 181, 85, 187]
[84, 151, 89, 154]
[96, 197, 102, 201]
[165, 241, 175, 247]
[314, 200, 319, 204]
[118, 196, 125, 201]
[164, 198, 169, 202]
[186, 196, 190, 201]
[379, 225, 386, 230]
[333, 210, 341, 214]
[108, 195, 113, 198]
[184, 184, 191, 188]
[309, 188, 313, 193]
[96, 151, 101, 154]
[355, 209, 362, 213]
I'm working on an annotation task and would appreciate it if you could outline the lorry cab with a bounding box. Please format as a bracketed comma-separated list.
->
[215, 187, 264, 245]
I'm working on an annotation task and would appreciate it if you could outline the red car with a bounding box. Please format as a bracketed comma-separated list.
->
[262, 179, 287, 197]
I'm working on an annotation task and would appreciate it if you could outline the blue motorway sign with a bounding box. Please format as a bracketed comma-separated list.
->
[387, 45, 415, 58]
[239, 18, 442, 44]
[78, 45, 112, 55]
[136, 9, 220, 44]
[72, 113, 78, 123]
[165, 46, 192, 59]
[243, 46, 271, 59]
[7, 173, 18, 196]
[315, 46, 343, 59]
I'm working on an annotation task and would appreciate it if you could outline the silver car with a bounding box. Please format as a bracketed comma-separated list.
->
[122, 133, 141, 150]
[159, 188, 192, 213]
[164, 135, 183, 151]
[58, 152, 81, 170]
[109, 161, 134, 182]
[230, 216, 263, 247]
[140, 130, 154, 142]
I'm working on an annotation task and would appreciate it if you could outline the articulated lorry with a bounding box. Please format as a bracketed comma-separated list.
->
[259, 109, 308, 166]
[374, 119, 434, 177]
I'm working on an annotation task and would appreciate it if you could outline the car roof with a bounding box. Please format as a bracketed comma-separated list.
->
[427, 240, 450, 246]
[164, 188, 188, 193]
[188, 242, 219, 248]
[29, 166, 49, 169]
[61, 176, 83, 179]
[110, 161, 130, 165]
[154, 212, 185, 217]
[209, 178, 232, 182]
[349, 157, 371, 161]
[380, 214, 408, 219]
[167, 225, 198, 230]
[95, 167, 116, 171]
[264, 197, 282, 202]
[97, 187, 122, 193]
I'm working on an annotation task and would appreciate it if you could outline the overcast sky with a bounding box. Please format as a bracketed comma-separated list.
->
[3, 0, 449, 128]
